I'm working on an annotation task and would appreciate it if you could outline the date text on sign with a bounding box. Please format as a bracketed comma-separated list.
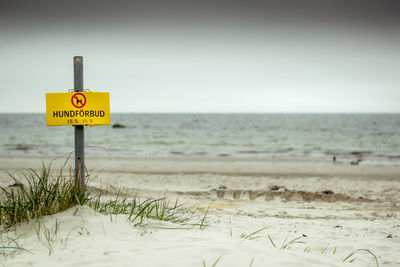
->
[46, 92, 110, 126]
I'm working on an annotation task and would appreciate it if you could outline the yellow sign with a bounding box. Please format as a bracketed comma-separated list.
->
[46, 92, 110, 126]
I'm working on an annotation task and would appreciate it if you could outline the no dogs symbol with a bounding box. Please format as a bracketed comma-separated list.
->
[71, 93, 87, 108]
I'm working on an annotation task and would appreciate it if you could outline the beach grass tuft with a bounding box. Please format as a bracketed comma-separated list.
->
[0, 166, 208, 231]
[267, 232, 379, 266]
[196, 202, 213, 230]
[0, 166, 88, 229]
[267, 234, 305, 250]
[91, 194, 201, 226]
[343, 249, 379, 267]
[0, 232, 31, 265]
[240, 226, 269, 240]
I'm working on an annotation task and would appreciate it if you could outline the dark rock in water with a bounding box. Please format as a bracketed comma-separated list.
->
[269, 185, 279, 191]
[269, 185, 283, 191]
[112, 123, 126, 128]
[351, 151, 372, 156]
[170, 151, 184, 155]
[387, 234, 393, 238]
[322, 190, 334, 195]
[14, 145, 29, 151]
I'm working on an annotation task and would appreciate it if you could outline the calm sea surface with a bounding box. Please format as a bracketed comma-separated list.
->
[1, 113, 400, 165]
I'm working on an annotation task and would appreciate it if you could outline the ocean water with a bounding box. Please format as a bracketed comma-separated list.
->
[1, 113, 400, 165]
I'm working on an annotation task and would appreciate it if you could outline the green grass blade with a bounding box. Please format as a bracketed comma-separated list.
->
[267, 234, 276, 248]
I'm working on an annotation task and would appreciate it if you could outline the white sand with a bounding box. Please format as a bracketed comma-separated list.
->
[0, 156, 399, 266]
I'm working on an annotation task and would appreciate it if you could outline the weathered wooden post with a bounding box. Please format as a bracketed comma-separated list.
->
[73, 56, 85, 189]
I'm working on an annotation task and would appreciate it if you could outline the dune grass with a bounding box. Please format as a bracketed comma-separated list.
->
[0, 166, 88, 229]
[0, 166, 207, 231]
[90, 192, 204, 226]
[240, 226, 269, 240]
[343, 249, 379, 267]
[267, 233, 380, 266]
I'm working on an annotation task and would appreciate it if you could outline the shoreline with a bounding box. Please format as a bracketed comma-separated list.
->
[1, 155, 399, 180]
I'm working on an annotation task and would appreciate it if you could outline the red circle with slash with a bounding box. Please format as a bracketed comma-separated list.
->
[71, 93, 87, 108]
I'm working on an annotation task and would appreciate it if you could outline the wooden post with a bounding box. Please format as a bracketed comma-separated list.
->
[73, 56, 85, 189]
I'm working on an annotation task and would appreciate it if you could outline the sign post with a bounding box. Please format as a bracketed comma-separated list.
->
[45, 57, 110, 190]
[74, 56, 85, 190]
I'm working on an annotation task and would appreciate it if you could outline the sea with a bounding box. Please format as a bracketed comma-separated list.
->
[1, 113, 400, 165]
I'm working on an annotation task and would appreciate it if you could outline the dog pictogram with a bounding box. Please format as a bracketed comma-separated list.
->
[71, 93, 87, 108]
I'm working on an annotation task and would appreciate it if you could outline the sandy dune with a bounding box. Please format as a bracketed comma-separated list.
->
[0, 156, 399, 266]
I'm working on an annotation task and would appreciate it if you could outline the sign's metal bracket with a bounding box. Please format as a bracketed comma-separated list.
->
[68, 89, 91, 92]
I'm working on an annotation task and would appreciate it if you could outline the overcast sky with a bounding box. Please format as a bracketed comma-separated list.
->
[1, 0, 399, 113]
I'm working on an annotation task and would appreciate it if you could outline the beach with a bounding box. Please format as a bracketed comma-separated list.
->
[2, 0, 400, 264]
[0, 155, 399, 266]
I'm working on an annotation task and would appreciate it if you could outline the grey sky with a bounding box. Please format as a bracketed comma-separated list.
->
[1, 0, 399, 113]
